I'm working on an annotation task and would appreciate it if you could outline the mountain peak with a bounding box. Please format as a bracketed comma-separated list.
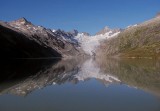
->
[104, 26, 110, 30]
[69, 29, 78, 36]
[19, 17, 27, 21]
[82, 32, 90, 36]
[156, 12, 160, 18]
[96, 26, 111, 35]
[10, 17, 31, 25]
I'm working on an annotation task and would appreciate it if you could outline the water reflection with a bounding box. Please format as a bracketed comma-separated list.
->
[96, 58, 160, 96]
[0, 58, 160, 96]
[0, 58, 160, 111]
[0, 58, 121, 96]
[0, 58, 82, 96]
[0, 59, 59, 96]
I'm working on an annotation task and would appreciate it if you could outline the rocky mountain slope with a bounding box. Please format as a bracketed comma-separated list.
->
[0, 18, 85, 58]
[97, 16, 160, 58]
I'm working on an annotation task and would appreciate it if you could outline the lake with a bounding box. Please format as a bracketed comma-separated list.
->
[0, 58, 160, 111]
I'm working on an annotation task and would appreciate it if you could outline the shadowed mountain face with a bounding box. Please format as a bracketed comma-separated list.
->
[0, 25, 62, 58]
[96, 58, 160, 96]
[0, 18, 85, 58]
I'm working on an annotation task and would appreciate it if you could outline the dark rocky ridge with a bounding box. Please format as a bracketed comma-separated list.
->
[0, 18, 85, 58]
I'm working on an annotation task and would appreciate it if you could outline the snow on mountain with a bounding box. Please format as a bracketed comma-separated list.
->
[53, 29, 79, 45]
[6, 17, 121, 57]
[126, 24, 138, 29]
[75, 27, 121, 55]
[52, 29, 56, 32]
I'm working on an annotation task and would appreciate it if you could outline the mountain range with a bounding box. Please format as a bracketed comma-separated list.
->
[0, 17, 122, 58]
[0, 18, 85, 58]
[0, 15, 160, 58]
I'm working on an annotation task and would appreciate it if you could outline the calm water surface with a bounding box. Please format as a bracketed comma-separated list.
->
[0, 58, 160, 111]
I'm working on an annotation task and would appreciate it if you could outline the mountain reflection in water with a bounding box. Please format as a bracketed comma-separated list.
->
[0, 58, 160, 111]
[0, 58, 121, 96]
[96, 58, 160, 96]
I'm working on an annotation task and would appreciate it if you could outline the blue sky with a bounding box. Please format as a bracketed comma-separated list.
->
[0, 0, 160, 35]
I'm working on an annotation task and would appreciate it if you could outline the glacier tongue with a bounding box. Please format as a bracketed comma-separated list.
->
[75, 31, 120, 55]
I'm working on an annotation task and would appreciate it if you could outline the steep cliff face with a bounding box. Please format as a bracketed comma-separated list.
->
[97, 16, 160, 58]
[0, 18, 85, 58]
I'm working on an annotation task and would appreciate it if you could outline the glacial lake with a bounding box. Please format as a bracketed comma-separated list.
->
[0, 58, 160, 111]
